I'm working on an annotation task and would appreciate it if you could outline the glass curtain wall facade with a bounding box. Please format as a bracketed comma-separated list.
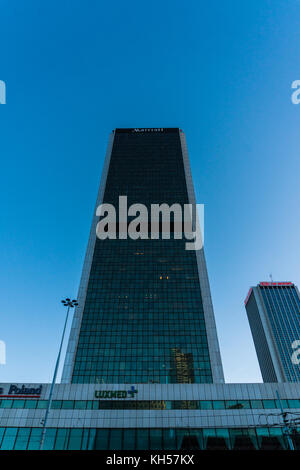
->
[62, 128, 223, 384]
[245, 283, 300, 382]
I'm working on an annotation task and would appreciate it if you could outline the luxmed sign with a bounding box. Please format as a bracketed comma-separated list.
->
[95, 386, 138, 399]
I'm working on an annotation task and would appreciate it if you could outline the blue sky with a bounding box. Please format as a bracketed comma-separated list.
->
[0, 0, 299, 384]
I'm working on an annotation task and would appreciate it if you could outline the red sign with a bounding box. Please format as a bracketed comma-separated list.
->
[259, 282, 293, 287]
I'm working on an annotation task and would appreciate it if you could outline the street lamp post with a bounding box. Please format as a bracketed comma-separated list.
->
[39, 298, 78, 450]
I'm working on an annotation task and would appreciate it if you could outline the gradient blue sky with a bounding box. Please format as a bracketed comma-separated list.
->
[0, 0, 299, 384]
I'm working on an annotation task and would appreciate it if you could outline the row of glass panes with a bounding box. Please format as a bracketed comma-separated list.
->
[1, 398, 300, 410]
[0, 426, 297, 451]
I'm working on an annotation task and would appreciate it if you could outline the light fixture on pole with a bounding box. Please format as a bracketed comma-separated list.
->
[40, 298, 78, 450]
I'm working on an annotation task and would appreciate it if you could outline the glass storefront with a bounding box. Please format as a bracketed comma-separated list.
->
[0, 427, 298, 450]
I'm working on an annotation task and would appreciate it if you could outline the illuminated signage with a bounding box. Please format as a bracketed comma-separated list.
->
[245, 282, 294, 304]
[0, 384, 42, 398]
[115, 128, 178, 134]
[132, 128, 164, 133]
[259, 282, 293, 287]
[95, 386, 138, 399]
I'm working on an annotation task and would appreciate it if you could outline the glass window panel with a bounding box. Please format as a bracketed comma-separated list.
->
[37, 400, 48, 409]
[288, 399, 300, 408]
[203, 428, 216, 438]
[1, 428, 18, 450]
[1, 400, 13, 409]
[263, 400, 276, 409]
[81, 429, 90, 450]
[213, 400, 225, 410]
[150, 429, 162, 450]
[187, 429, 203, 450]
[136, 429, 149, 450]
[251, 400, 263, 409]
[239, 400, 250, 409]
[14, 428, 31, 450]
[229, 428, 258, 450]
[200, 400, 212, 410]
[109, 429, 123, 450]
[62, 400, 74, 409]
[275, 399, 288, 409]
[269, 428, 284, 436]
[51, 400, 62, 409]
[54, 429, 69, 450]
[25, 400, 37, 409]
[247, 428, 258, 449]
[269, 428, 287, 450]
[12, 400, 25, 409]
[94, 429, 109, 450]
[163, 429, 176, 450]
[68, 429, 83, 450]
[74, 401, 86, 410]
[28, 429, 42, 450]
[226, 400, 250, 409]
[202, 428, 216, 449]
[87, 429, 96, 450]
[123, 429, 136, 450]
[226, 400, 238, 409]
[43, 428, 57, 450]
[256, 427, 270, 437]
[176, 429, 190, 450]
[0, 428, 5, 447]
[216, 428, 230, 439]
[230, 428, 246, 438]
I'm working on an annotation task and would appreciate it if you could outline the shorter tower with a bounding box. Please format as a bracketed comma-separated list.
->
[245, 282, 300, 383]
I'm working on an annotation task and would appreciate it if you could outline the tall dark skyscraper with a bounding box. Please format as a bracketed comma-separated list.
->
[245, 282, 300, 383]
[62, 128, 224, 384]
